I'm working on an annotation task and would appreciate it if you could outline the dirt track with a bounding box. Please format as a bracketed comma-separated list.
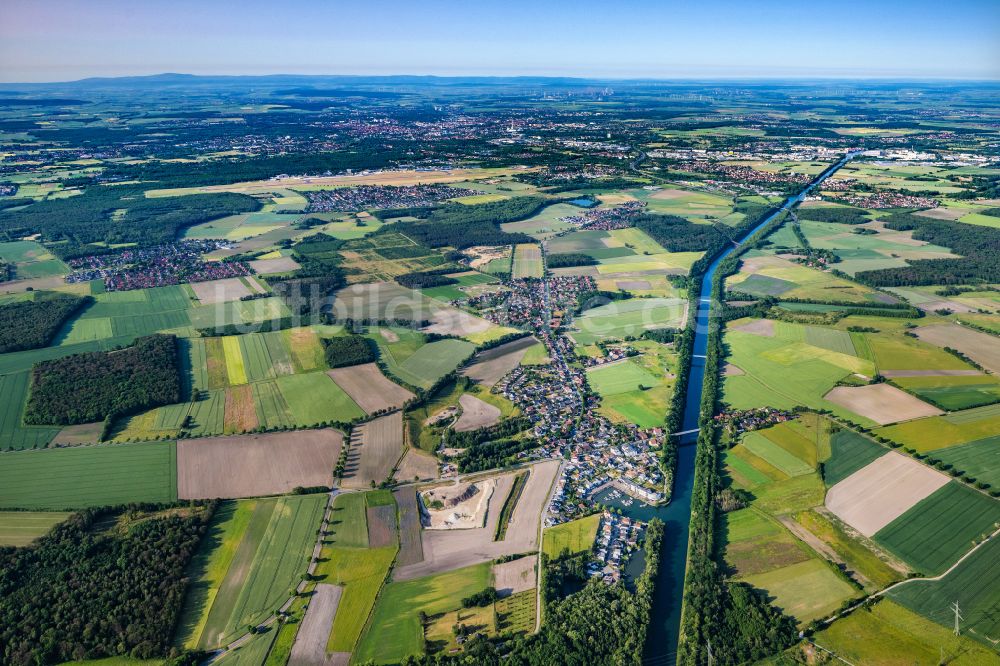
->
[177, 430, 342, 499]
[340, 412, 404, 489]
[393, 459, 559, 581]
[288, 584, 348, 666]
[327, 364, 414, 414]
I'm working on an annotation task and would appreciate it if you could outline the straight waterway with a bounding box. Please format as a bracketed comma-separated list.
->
[596, 153, 857, 665]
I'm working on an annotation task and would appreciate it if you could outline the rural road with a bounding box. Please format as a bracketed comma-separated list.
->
[208, 489, 341, 663]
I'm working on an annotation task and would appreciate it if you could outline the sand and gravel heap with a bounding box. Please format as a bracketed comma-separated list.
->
[420, 479, 496, 530]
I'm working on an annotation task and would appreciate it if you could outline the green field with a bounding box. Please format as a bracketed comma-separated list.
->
[0, 371, 61, 449]
[512, 243, 544, 278]
[188, 297, 290, 330]
[793, 509, 901, 591]
[273, 372, 364, 424]
[543, 513, 601, 557]
[0, 510, 71, 546]
[355, 562, 492, 664]
[741, 431, 814, 477]
[0, 442, 177, 509]
[501, 204, 579, 239]
[314, 545, 397, 653]
[822, 429, 885, 487]
[722, 326, 876, 424]
[739, 558, 858, 625]
[587, 359, 659, 395]
[572, 297, 686, 345]
[175, 500, 257, 648]
[932, 435, 1000, 488]
[813, 599, 999, 664]
[875, 407, 1000, 452]
[329, 491, 369, 548]
[384, 338, 475, 389]
[59, 285, 195, 343]
[198, 495, 326, 648]
[889, 536, 1000, 648]
[894, 374, 1000, 411]
[874, 482, 1000, 575]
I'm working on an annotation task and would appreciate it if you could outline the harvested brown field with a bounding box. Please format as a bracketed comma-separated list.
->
[379, 328, 399, 343]
[730, 318, 775, 337]
[177, 429, 343, 499]
[824, 384, 942, 425]
[367, 504, 398, 548]
[327, 363, 415, 414]
[190, 277, 252, 304]
[394, 459, 560, 581]
[722, 363, 745, 377]
[915, 324, 1000, 374]
[616, 280, 652, 290]
[340, 412, 405, 489]
[453, 394, 501, 432]
[914, 207, 966, 220]
[881, 369, 982, 378]
[393, 487, 424, 567]
[395, 448, 439, 482]
[224, 384, 259, 433]
[249, 256, 301, 275]
[423, 307, 493, 337]
[288, 584, 347, 666]
[826, 452, 949, 537]
[493, 554, 537, 597]
[461, 336, 538, 386]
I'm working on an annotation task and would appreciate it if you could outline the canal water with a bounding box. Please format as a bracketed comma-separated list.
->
[596, 154, 857, 664]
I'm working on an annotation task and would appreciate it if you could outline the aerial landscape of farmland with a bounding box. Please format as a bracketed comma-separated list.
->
[1, 3, 999, 665]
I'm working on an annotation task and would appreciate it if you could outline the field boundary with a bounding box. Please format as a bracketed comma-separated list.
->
[494, 470, 528, 541]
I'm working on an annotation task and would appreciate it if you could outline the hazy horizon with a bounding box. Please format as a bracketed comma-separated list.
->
[2, 0, 998, 83]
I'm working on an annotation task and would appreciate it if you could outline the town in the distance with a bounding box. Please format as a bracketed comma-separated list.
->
[1, 66, 1000, 666]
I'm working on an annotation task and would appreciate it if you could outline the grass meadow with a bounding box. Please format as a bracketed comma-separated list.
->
[0, 442, 177, 508]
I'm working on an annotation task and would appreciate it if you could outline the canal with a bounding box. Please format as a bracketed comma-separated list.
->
[596, 153, 857, 664]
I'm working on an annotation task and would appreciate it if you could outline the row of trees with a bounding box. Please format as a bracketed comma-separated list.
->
[0, 504, 215, 666]
[545, 252, 597, 268]
[0, 292, 91, 354]
[25, 334, 181, 425]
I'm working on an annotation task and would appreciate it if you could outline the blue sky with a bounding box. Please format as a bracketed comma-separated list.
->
[1, 0, 998, 82]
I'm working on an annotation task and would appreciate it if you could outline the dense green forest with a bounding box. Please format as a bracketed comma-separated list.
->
[25, 334, 181, 425]
[635, 213, 727, 252]
[323, 335, 377, 368]
[0, 292, 92, 354]
[395, 271, 457, 288]
[855, 213, 1000, 285]
[546, 252, 598, 268]
[0, 186, 260, 256]
[380, 198, 540, 248]
[0, 504, 213, 665]
[795, 206, 870, 224]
